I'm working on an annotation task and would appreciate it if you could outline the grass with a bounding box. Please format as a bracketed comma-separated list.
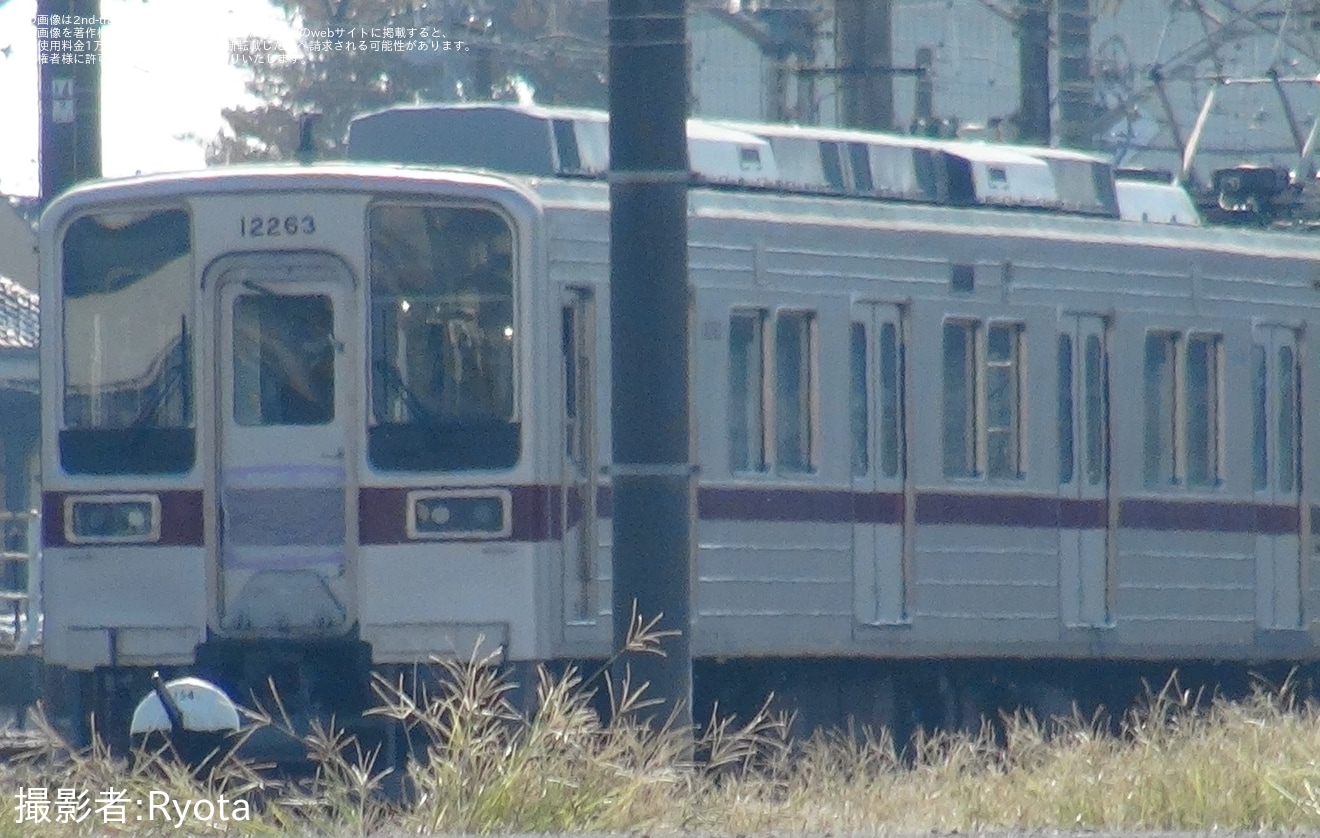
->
[7, 632, 1320, 835]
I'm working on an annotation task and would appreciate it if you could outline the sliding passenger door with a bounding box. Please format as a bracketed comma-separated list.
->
[1057, 314, 1111, 627]
[1253, 325, 1303, 630]
[850, 302, 909, 626]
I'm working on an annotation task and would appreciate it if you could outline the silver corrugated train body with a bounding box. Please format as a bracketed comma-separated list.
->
[36, 103, 1320, 744]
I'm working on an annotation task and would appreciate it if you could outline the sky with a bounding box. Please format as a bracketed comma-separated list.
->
[0, 0, 299, 197]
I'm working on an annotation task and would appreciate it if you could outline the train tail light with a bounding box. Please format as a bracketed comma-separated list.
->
[65, 494, 161, 544]
[407, 490, 510, 539]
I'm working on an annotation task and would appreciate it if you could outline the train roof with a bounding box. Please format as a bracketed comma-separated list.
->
[346, 101, 779, 186]
[1114, 178, 1202, 226]
[348, 102, 1131, 220]
[36, 163, 1316, 265]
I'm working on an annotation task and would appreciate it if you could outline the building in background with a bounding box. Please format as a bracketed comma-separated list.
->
[0, 195, 39, 529]
[0, 198, 36, 294]
[690, 6, 839, 126]
[0, 267, 38, 611]
[0, 271, 38, 516]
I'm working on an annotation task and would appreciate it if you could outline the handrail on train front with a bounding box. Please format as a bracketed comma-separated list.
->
[0, 510, 41, 654]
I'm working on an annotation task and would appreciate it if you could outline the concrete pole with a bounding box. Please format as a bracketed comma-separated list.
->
[1017, 0, 1051, 144]
[837, 0, 894, 130]
[39, 0, 101, 204]
[608, 0, 694, 735]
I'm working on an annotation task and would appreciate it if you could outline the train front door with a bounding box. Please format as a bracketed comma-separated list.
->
[1057, 314, 1111, 627]
[561, 287, 598, 630]
[850, 302, 909, 626]
[1253, 325, 1303, 630]
[209, 254, 356, 636]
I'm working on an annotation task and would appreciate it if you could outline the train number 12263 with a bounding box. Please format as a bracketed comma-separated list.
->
[239, 214, 317, 237]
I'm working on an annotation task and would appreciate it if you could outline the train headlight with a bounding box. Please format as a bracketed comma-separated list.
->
[65, 494, 161, 544]
[407, 490, 511, 540]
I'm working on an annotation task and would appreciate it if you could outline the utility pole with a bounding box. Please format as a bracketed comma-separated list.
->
[836, 0, 894, 129]
[1055, 0, 1093, 148]
[1017, 0, 1051, 144]
[38, 0, 101, 203]
[608, 0, 694, 734]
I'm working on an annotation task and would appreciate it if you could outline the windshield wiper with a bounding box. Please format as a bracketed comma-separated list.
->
[126, 318, 191, 446]
[373, 359, 450, 442]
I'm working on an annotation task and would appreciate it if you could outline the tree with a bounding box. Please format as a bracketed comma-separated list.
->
[208, 0, 608, 164]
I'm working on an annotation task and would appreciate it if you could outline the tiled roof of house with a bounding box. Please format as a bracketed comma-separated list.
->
[0, 274, 38, 350]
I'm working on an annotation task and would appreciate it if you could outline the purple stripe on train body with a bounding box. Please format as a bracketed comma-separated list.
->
[42, 490, 205, 548]
[917, 493, 1053, 527]
[357, 484, 559, 545]
[600, 485, 902, 524]
[698, 487, 858, 523]
[1121, 499, 1298, 535]
[915, 493, 1108, 529]
[42, 488, 1311, 549]
[851, 492, 905, 525]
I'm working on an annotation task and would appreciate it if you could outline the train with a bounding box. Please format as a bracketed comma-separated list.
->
[35, 101, 1320, 749]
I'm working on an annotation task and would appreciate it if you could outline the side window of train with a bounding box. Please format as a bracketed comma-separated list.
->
[1143, 330, 1223, 488]
[942, 319, 1025, 480]
[775, 311, 817, 473]
[729, 309, 768, 473]
[728, 308, 818, 475]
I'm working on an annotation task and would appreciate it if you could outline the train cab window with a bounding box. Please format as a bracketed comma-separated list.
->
[775, 311, 816, 474]
[729, 309, 768, 473]
[59, 207, 194, 475]
[367, 204, 518, 471]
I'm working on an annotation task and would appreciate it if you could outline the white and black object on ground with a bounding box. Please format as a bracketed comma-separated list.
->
[130, 673, 240, 769]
